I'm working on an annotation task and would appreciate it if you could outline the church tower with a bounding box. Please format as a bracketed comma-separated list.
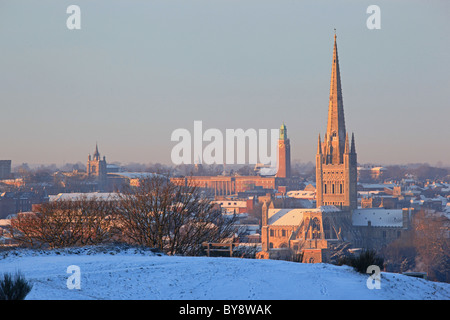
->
[87, 143, 107, 191]
[316, 33, 357, 210]
[276, 122, 291, 178]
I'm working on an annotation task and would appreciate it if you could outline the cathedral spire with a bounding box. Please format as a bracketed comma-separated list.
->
[315, 33, 357, 211]
[325, 32, 346, 164]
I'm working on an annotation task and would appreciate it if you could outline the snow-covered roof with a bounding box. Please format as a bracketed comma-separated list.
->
[286, 190, 315, 199]
[109, 172, 162, 179]
[268, 209, 304, 226]
[0, 219, 11, 226]
[49, 192, 121, 202]
[214, 200, 248, 208]
[259, 167, 277, 176]
[352, 208, 403, 227]
[318, 205, 341, 213]
[359, 183, 395, 190]
[268, 206, 340, 226]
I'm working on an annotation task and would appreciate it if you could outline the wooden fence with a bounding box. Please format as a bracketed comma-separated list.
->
[202, 242, 234, 257]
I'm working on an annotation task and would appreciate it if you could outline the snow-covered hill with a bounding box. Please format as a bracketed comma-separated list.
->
[1, 246, 449, 300]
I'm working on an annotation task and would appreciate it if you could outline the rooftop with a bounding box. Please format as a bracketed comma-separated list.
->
[49, 192, 121, 202]
[352, 208, 404, 227]
[268, 206, 340, 226]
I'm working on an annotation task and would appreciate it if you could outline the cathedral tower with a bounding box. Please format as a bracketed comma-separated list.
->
[316, 34, 357, 210]
[276, 122, 291, 178]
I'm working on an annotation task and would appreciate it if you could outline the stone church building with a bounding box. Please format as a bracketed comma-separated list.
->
[257, 34, 410, 262]
[87, 144, 108, 191]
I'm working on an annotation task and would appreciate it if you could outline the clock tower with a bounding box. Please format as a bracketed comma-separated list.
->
[276, 122, 291, 178]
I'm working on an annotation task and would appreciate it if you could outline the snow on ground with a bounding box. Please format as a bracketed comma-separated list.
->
[1, 246, 449, 300]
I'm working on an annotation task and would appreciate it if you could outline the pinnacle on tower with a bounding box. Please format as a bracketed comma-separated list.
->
[351, 132, 356, 154]
[317, 134, 322, 154]
[344, 133, 350, 154]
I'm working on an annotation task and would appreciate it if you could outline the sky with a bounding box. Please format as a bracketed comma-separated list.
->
[0, 0, 449, 167]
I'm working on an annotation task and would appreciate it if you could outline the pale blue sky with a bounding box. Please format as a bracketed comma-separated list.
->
[0, 0, 449, 166]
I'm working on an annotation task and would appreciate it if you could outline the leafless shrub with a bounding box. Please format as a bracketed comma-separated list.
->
[9, 176, 239, 256]
[10, 196, 118, 249]
[116, 176, 239, 255]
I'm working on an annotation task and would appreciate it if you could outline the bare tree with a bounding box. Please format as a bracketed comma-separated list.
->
[412, 210, 450, 282]
[381, 230, 416, 273]
[116, 176, 239, 255]
[10, 196, 118, 249]
[9, 176, 239, 256]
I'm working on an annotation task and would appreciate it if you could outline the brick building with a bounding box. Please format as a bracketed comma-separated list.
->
[171, 123, 299, 195]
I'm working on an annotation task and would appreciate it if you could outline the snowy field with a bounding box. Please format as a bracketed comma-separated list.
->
[1, 246, 449, 300]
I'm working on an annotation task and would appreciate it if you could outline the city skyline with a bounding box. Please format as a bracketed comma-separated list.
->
[1, 1, 449, 167]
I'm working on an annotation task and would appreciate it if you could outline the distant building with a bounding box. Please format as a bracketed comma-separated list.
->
[49, 192, 121, 202]
[106, 164, 123, 173]
[351, 208, 410, 248]
[358, 165, 387, 181]
[0, 160, 12, 179]
[171, 122, 298, 196]
[0, 191, 49, 219]
[107, 172, 162, 190]
[213, 198, 254, 215]
[87, 144, 107, 191]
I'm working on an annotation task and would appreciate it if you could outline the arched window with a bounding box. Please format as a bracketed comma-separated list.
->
[304, 218, 310, 239]
[311, 218, 321, 239]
